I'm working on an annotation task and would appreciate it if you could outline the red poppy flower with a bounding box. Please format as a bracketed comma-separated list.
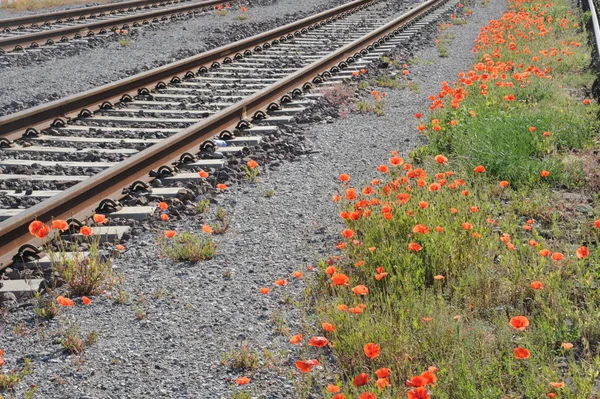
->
[576, 246, 589, 259]
[81, 296, 92, 305]
[353, 373, 370, 387]
[274, 280, 288, 286]
[290, 334, 302, 344]
[198, 170, 209, 178]
[259, 287, 270, 294]
[474, 165, 486, 173]
[339, 174, 350, 182]
[530, 281, 543, 290]
[80, 226, 93, 237]
[407, 387, 430, 399]
[499, 180, 509, 188]
[164, 230, 176, 238]
[295, 359, 319, 373]
[408, 242, 422, 252]
[434, 154, 448, 164]
[331, 273, 349, 286]
[364, 342, 380, 359]
[51, 219, 69, 232]
[375, 368, 390, 378]
[236, 376, 250, 385]
[322, 322, 336, 332]
[513, 347, 531, 359]
[551, 252, 564, 261]
[406, 376, 427, 387]
[359, 392, 376, 399]
[326, 384, 341, 393]
[510, 316, 529, 331]
[308, 337, 328, 347]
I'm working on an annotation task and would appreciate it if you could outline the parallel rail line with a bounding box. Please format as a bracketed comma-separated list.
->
[0, 0, 234, 54]
[0, 0, 452, 271]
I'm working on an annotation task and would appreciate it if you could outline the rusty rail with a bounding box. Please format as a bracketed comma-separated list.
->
[0, 0, 191, 29]
[0, 0, 446, 269]
[0, 0, 236, 53]
[0, 0, 374, 138]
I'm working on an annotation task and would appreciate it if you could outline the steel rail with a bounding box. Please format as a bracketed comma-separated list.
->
[0, 0, 446, 268]
[0, 0, 192, 29]
[0, 0, 235, 52]
[0, 0, 374, 139]
[587, 0, 600, 59]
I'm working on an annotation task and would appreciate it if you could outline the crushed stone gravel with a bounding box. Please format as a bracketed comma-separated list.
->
[0, 0, 353, 116]
[0, 0, 508, 397]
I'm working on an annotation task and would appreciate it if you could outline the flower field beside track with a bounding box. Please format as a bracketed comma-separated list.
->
[255, 0, 600, 397]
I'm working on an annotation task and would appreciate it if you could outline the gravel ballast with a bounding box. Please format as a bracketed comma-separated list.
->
[0, 0, 354, 116]
[0, 0, 507, 397]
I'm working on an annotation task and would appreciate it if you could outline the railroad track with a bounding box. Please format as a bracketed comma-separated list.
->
[0, 0, 238, 55]
[0, 0, 455, 289]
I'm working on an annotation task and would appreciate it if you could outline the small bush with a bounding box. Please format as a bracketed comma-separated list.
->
[58, 325, 98, 355]
[160, 232, 216, 262]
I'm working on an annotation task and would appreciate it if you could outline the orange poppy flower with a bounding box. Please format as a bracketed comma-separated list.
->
[359, 392, 377, 399]
[397, 193, 411, 204]
[474, 165, 486, 173]
[377, 165, 389, 173]
[274, 279, 288, 286]
[413, 224, 430, 234]
[450, 208, 458, 214]
[81, 296, 91, 305]
[576, 246, 589, 259]
[420, 371, 437, 385]
[407, 387, 430, 399]
[158, 202, 168, 211]
[561, 342, 573, 350]
[236, 376, 250, 385]
[295, 359, 319, 373]
[434, 154, 448, 164]
[116, 244, 126, 251]
[499, 180, 509, 188]
[51, 219, 69, 232]
[29, 220, 45, 236]
[80, 226, 93, 236]
[352, 71, 359, 77]
[332, 395, 347, 399]
[292, 271, 303, 279]
[550, 382, 565, 389]
[415, 113, 422, 118]
[216, 183, 228, 190]
[433, 275, 444, 280]
[583, 98, 591, 105]
[332, 194, 341, 202]
[461, 222, 473, 231]
[164, 230, 176, 238]
[259, 287, 271, 295]
[240, 5, 247, 12]
[469, 206, 479, 213]
[547, 394, 557, 398]
[540, 170, 550, 177]
[326, 384, 341, 393]
[353, 373, 370, 387]
[408, 242, 422, 252]
[337, 304, 348, 311]
[513, 347, 531, 359]
[364, 342, 380, 359]
[551, 252, 564, 261]
[529, 126, 536, 133]
[308, 337, 328, 347]
[326, 266, 336, 275]
[198, 170, 209, 178]
[247, 160, 258, 169]
[342, 229, 354, 239]
[339, 174, 350, 182]
[202, 224, 213, 234]
[360, 69, 367, 74]
[530, 281, 543, 290]
[352, 285, 369, 295]
[528, 240, 539, 247]
[375, 368, 390, 378]
[331, 273, 349, 286]
[159, 213, 169, 221]
[539, 249, 550, 257]
[435, 226, 444, 232]
[290, 334, 302, 344]
[348, 306, 364, 314]
[418, 201, 428, 209]
[509, 316, 529, 331]
[322, 322, 336, 332]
